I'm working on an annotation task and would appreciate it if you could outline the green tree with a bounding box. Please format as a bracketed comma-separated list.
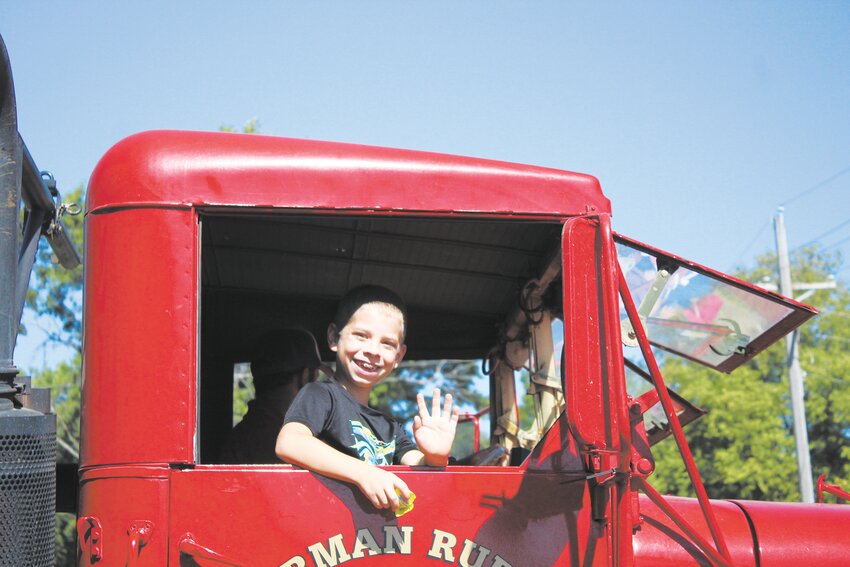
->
[650, 246, 850, 502]
[24, 185, 84, 349]
[219, 117, 260, 134]
[370, 359, 488, 459]
[373, 360, 486, 422]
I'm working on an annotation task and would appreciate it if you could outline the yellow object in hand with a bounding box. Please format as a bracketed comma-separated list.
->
[395, 490, 416, 517]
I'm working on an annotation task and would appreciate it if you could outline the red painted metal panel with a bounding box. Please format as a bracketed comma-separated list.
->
[560, 214, 634, 565]
[86, 130, 609, 217]
[165, 413, 603, 565]
[562, 216, 629, 456]
[77, 466, 170, 567]
[633, 494, 756, 567]
[731, 499, 850, 566]
[634, 494, 850, 566]
[562, 216, 606, 449]
[82, 208, 197, 467]
[168, 464, 606, 566]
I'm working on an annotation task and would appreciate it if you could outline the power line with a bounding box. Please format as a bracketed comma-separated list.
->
[731, 167, 850, 269]
[823, 234, 850, 252]
[792, 217, 850, 252]
[781, 165, 850, 207]
[727, 170, 849, 271]
[729, 218, 771, 271]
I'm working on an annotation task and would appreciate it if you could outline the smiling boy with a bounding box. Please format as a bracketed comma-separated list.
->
[276, 285, 459, 511]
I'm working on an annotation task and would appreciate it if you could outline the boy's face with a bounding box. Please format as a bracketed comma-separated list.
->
[329, 302, 407, 394]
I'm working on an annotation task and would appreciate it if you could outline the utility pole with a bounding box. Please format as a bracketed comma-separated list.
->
[774, 207, 815, 503]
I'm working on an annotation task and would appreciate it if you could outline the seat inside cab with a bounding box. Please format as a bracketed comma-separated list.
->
[198, 211, 567, 465]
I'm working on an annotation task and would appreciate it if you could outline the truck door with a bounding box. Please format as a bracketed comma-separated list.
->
[167, 212, 622, 566]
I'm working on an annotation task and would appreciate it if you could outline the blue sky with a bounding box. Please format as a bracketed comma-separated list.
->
[3, 2, 849, 370]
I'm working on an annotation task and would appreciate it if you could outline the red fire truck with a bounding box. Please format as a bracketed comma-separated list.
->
[68, 129, 848, 566]
[3, 34, 850, 567]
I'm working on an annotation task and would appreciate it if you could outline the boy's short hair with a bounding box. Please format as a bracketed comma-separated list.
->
[334, 285, 407, 338]
[251, 328, 321, 392]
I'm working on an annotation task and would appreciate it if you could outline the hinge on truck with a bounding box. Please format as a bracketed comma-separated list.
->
[126, 520, 154, 567]
[584, 446, 619, 481]
[77, 516, 103, 563]
[583, 446, 622, 522]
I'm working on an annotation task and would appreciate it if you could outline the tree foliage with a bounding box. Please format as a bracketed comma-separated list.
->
[24, 186, 85, 350]
[371, 359, 488, 459]
[219, 118, 260, 134]
[35, 355, 82, 464]
[650, 246, 850, 502]
[373, 360, 486, 422]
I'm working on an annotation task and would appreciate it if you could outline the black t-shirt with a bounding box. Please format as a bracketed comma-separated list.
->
[284, 380, 417, 465]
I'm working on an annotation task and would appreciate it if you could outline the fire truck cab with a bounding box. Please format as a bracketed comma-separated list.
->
[77, 130, 849, 566]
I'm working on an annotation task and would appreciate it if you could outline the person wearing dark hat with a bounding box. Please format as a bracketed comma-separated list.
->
[219, 328, 324, 464]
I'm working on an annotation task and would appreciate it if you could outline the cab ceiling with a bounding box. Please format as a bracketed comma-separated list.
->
[201, 212, 563, 361]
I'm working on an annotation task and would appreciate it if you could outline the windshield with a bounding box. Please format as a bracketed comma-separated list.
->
[615, 234, 816, 372]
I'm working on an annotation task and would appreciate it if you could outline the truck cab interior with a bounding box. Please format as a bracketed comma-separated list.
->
[198, 210, 567, 465]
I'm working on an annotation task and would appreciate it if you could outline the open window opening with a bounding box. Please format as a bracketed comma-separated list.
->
[198, 211, 568, 466]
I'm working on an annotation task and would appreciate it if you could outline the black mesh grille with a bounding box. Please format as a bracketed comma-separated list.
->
[0, 412, 56, 567]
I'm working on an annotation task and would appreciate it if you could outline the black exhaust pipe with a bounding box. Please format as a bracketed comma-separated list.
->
[0, 34, 57, 567]
[0, 32, 22, 382]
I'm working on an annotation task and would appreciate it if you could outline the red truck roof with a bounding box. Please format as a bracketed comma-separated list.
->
[87, 130, 610, 217]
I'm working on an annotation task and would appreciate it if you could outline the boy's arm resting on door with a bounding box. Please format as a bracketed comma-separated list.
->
[276, 422, 411, 510]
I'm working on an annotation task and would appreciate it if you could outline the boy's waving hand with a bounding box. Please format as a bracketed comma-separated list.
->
[411, 388, 459, 467]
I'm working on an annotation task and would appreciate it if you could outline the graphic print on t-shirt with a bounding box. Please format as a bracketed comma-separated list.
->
[349, 420, 395, 465]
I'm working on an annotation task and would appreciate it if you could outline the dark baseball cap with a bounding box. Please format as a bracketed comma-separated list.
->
[250, 328, 322, 379]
